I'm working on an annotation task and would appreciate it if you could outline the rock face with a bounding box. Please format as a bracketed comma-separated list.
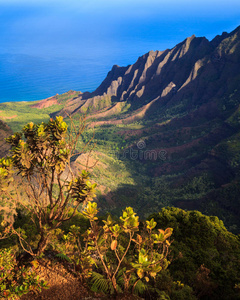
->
[93, 26, 240, 109]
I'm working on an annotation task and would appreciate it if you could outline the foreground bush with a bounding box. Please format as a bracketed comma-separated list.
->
[58, 202, 173, 295]
[0, 248, 47, 299]
[0, 116, 96, 256]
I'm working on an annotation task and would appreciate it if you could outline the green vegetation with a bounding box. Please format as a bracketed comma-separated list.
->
[1, 203, 239, 299]
[0, 117, 173, 298]
[76, 202, 172, 294]
[0, 248, 48, 299]
[1, 117, 240, 299]
[0, 91, 80, 132]
[0, 101, 64, 132]
[1, 87, 240, 233]
[149, 208, 240, 300]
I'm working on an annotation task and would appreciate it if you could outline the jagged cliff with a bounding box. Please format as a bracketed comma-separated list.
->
[55, 26, 240, 123]
[93, 26, 240, 107]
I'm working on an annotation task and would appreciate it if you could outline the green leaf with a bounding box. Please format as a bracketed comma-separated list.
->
[146, 218, 157, 230]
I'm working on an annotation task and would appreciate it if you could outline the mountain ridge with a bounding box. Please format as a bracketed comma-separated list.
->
[53, 25, 239, 120]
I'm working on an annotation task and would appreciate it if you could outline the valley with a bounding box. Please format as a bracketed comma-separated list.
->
[1, 26, 240, 233]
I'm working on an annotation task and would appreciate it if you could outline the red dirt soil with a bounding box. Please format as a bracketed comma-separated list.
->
[31, 96, 59, 109]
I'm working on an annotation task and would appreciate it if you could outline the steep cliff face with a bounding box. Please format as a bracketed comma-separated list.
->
[92, 35, 212, 106]
[93, 26, 240, 111]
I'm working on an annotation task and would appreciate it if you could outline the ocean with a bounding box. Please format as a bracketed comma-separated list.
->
[0, 41, 167, 103]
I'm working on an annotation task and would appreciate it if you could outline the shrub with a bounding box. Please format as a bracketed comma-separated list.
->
[0, 116, 96, 256]
[82, 202, 173, 295]
[0, 248, 47, 299]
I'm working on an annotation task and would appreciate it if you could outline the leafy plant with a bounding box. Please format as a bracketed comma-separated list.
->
[90, 272, 115, 294]
[0, 116, 97, 256]
[0, 248, 48, 299]
[80, 202, 173, 295]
